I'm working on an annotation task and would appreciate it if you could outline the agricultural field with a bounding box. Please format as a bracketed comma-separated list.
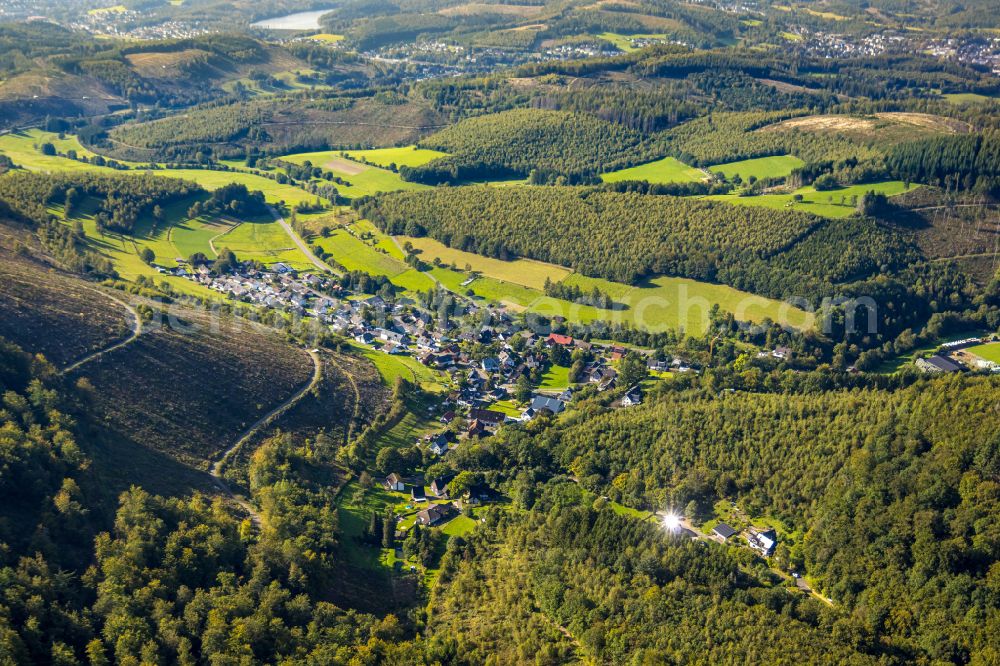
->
[279, 149, 431, 198]
[708, 155, 805, 181]
[399, 234, 571, 290]
[706, 181, 914, 218]
[309, 33, 345, 42]
[0, 129, 109, 172]
[342, 145, 448, 169]
[314, 222, 437, 293]
[428, 263, 811, 334]
[599, 156, 706, 184]
[967, 342, 1000, 364]
[215, 215, 314, 270]
[941, 93, 998, 105]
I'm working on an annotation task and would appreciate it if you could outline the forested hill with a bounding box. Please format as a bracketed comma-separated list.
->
[442, 374, 1000, 663]
[357, 185, 914, 295]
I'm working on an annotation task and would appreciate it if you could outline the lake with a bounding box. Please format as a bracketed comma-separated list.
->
[251, 8, 335, 30]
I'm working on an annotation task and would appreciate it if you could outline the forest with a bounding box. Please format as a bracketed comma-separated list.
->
[439, 374, 1000, 664]
[356, 185, 906, 299]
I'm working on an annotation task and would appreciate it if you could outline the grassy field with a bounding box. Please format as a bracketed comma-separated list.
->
[708, 155, 805, 180]
[967, 342, 1000, 364]
[342, 145, 448, 169]
[309, 33, 345, 42]
[279, 149, 431, 198]
[539, 364, 571, 390]
[597, 32, 668, 51]
[351, 343, 447, 392]
[217, 215, 314, 270]
[429, 264, 812, 334]
[170, 217, 232, 259]
[706, 181, 914, 218]
[399, 234, 571, 290]
[942, 93, 998, 105]
[314, 228, 435, 293]
[600, 156, 706, 184]
[0, 131, 325, 207]
[0, 129, 111, 172]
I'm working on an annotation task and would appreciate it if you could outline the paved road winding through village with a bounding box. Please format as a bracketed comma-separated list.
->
[61, 289, 142, 375]
[210, 348, 323, 526]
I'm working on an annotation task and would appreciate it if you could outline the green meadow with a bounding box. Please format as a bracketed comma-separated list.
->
[600, 156, 706, 184]
[967, 342, 1000, 364]
[706, 181, 914, 218]
[708, 155, 805, 180]
[278, 149, 430, 198]
[597, 32, 668, 52]
[314, 227, 436, 293]
[342, 145, 448, 169]
[427, 263, 811, 335]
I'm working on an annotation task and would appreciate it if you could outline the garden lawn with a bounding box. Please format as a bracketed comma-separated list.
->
[539, 365, 571, 390]
[708, 155, 805, 180]
[441, 514, 478, 537]
[600, 156, 706, 184]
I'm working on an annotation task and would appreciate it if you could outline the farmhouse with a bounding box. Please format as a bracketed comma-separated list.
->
[430, 475, 454, 498]
[915, 355, 962, 373]
[747, 527, 777, 557]
[416, 505, 446, 526]
[468, 408, 506, 428]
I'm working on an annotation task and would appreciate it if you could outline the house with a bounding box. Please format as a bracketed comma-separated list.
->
[467, 420, 487, 438]
[530, 395, 565, 415]
[481, 357, 500, 373]
[463, 483, 496, 506]
[648, 359, 670, 373]
[771, 346, 792, 360]
[621, 385, 642, 407]
[557, 387, 573, 402]
[416, 505, 446, 526]
[547, 333, 573, 347]
[439, 410, 455, 424]
[747, 527, 777, 557]
[410, 485, 427, 502]
[519, 407, 536, 422]
[426, 433, 450, 456]
[712, 523, 737, 541]
[385, 473, 406, 492]
[354, 331, 374, 345]
[430, 475, 454, 498]
[468, 408, 506, 428]
[915, 355, 962, 373]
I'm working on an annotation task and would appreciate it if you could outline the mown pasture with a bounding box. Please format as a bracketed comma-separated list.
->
[599, 156, 706, 184]
[708, 155, 805, 180]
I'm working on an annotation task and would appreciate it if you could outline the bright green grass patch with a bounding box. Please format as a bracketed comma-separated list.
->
[430, 264, 812, 334]
[0, 130, 112, 172]
[966, 342, 1000, 364]
[278, 150, 430, 198]
[351, 219, 407, 259]
[352, 343, 446, 391]
[597, 32, 668, 52]
[220, 219, 313, 270]
[162, 169, 322, 206]
[942, 92, 999, 105]
[309, 33, 345, 42]
[600, 156, 706, 184]
[316, 229, 408, 277]
[539, 365, 571, 390]
[87, 4, 126, 14]
[780, 31, 804, 42]
[441, 514, 478, 537]
[708, 155, 805, 180]
[170, 217, 234, 259]
[399, 234, 572, 290]
[741, 19, 763, 26]
[490, 400, 523, 417]
[706, 181, 914, 218]
[342, 146, 448, 169]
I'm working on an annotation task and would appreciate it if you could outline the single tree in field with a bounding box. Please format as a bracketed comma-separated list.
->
[140, 248, 155, 265]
